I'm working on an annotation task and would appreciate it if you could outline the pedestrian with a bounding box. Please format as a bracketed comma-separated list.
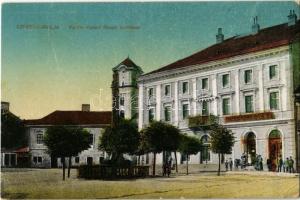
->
[229, 158, 233, 171]
[225, 160, 228, 171]
[289, 156, 294, 173]
[284, 157, 289, 173]
[267, 158, 272, 171]
[277, 156, 283, 172]
[259, 156, 263, 171]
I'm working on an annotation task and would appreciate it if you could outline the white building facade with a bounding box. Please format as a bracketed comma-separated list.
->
[137, 16, 300, 170]
[25, 106, 111, 168]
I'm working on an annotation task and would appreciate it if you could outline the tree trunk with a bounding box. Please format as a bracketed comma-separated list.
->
[186, 154, 189, 175]
[218, 153, 221, 176]
[174, 151, 178, 173]
[152, 152, 156, 176]
[62, 157, 66, 181]
[68, 156, 72, 178]
[138, 155, 140, 166]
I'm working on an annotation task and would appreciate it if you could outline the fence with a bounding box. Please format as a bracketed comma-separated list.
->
[77, 164, 150, 179]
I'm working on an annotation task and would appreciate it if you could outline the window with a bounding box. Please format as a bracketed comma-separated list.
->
[88, 134, 94, 145]
[222, 74, 230, 88]
[182, 82, 189, 94]
[201, 78, 208, 90]
[36, 133, 43, 144]
[269, 92, 279, 110]
[182, 104, 189, 119]
[269, 65, 277, 80]
[75, 157, 80, 163]
[165, 85, 171, 96]
[99, 157, 104, 164]
[244, 70, 252, 84]
[87, 157, 93, 165]
[245, 95, 254, 113]
[120, 96, 124, 106]
[164, 106, 171, 122]
[148, 88, 154, 97]
[148, 108, 155, 122]
[222, 98, 230, 115]
[33, 156, 42, 164]
[202, 101, 209, 116]
[120, 110, 125, 119]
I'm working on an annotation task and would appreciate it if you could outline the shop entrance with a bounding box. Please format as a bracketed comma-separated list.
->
[268, 130, 282, 171]
[244, 132, 256, 165]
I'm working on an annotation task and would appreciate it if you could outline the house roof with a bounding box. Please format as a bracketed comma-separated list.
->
[25, 111, 112, 126]
[144, 20, 300, 76]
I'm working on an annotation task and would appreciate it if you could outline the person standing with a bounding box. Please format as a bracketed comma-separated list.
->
[229, 158, 233, 171]
[284, 157, 289, 173]
[289, 156, 294, 173]
[259, 156, 263, 171]
[277, 156, 283, 172]
[225, 160, 229, 171]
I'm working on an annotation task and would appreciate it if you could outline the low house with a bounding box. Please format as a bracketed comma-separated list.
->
[24, 104, 111, 168]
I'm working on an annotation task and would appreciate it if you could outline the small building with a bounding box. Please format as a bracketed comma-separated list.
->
[24, 104, 111, 168]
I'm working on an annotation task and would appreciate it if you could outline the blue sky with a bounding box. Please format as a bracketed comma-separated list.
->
[2, 1, 299, 119]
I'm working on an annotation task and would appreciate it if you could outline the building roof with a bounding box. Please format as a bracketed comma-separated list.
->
[144, 20, 300, 76]
[25, 111, 112, 126]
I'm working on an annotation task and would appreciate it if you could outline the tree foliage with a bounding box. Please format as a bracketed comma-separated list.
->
[179, 135, 202, 175]
[99, 119, 139, 161]
[210, 124, 235, 176]
[44, 126, 91, 180]
[179, 135, 202, 156]
[1, 112, 27, 149]
[140, 121, 181, 175]
[210, 125, 235, 155]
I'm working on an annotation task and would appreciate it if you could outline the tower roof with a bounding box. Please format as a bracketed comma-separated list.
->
[113, 57, 143, 72]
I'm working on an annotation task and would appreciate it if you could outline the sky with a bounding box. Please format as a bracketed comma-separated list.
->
[2, 1, 300, 119]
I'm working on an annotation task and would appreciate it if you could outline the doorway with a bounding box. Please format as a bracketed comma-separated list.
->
[244, 132, 256, 165]
[268, 130, 282, 172]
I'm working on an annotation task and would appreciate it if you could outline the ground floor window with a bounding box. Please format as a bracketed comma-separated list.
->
[87, 157, 93, 165]
[75, 156, 80, 163]
[33, 156, 42, 164]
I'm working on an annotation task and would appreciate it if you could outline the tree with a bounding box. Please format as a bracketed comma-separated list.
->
[1, 112, 27, 149]
[140, 121, 181, 176]
[99, 119, 139, 164]
[44, 126, 90, 180]
[179, 135, 202, 175]
[210, 124, 235, 176]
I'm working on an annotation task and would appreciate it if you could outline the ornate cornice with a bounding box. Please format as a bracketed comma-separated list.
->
[138, 46, 289, 84]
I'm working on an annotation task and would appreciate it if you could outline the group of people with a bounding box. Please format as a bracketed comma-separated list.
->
[273, 156, 295, 173]
[224, 158, 233, 171]
[231, 153, 295, 173]
[254, 154, 264, 171]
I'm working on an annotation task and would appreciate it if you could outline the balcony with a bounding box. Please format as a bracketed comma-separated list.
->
[224, 112, 275, 123]
[188, 115, 219, 129]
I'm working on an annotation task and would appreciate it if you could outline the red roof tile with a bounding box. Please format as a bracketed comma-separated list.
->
[25, 111, 112, 126]
[145, 21, 300, 76]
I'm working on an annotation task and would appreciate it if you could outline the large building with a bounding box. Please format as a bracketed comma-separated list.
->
[137, 12, 300, 171]
[24, 104, 111, 168]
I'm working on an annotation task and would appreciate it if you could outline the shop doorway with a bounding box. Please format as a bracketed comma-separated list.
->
[268, 130, 282, 171]
[244, 132, 256, 165]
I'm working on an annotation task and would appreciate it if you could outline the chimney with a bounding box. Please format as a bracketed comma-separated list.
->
[288, 10, 297, 26]
[251, 16, 260, 34]
[82, 104, 90, 112]
[216, 28, 224, 44]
